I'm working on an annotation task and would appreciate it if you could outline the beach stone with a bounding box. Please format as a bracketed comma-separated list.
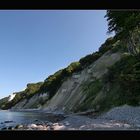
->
[28, 124, 37, 128]
[58, 123, 63, 126]
[53, 123, 59, 126]
[47, 122, 53, 126]
[27, 128, 33, 130]
[34, 119, 39, 122]
[8, 126, 15, 130]
[64, 121, 70, 126]
[123, 124, 131, 128]
[44, 121, 50, 125]
[31, 124, 37, 128]
[49, 125, 54, 130]
[15, 124, 23, 129]
[1, 127, 7, 130]
[52, 124, 65, 130]
[46, 126, 51, 130]
[36, 123, 43, 125]
[135, 124, 140, 128]
[4, 121, 13, 123]
[36, 125, 44, 129]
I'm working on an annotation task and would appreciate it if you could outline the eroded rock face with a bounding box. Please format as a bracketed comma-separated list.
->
[11, 93, 49, 109]
[8, 49, 123, 112]
[43, 51, 122, 112]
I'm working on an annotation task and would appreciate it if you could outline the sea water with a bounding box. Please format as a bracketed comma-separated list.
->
[0, 110, 49, 129]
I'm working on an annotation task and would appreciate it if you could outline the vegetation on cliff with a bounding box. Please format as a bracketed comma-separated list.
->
[0, 82, 43, 109]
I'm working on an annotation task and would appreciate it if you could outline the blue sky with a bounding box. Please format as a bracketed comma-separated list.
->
[0, 10, 114, 99]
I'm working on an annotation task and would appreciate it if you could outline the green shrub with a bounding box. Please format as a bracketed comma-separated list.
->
[111, 40, 128, 53]
[103, 54, 140, 106]
[39, 62, 82, 99]
[98, 37, 115, 54]
[77, 80, 103, 112]
[64, 62, 82, 76]
[79, 52, 101, 68]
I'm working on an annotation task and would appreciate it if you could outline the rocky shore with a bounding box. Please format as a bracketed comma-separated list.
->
[1, 105, 140, 130]
[0, 115, 137, 130]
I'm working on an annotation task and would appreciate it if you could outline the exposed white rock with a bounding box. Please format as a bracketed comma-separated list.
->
[72, 74, 80, 79]
[87, 69, 92, 74]
[52, 124, 66, 130]
[61, 89, 67, 93]
[28, 124, 37, 128]
[12, 92, 49, 109]
[8, 93, 16, 101]
[64, 121, 70, 126]
[40, 93, 48, 98]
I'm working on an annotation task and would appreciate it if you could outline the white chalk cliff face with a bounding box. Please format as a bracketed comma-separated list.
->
[42, 51, 123, 112]
[7, 49, 123, 112]
[9, 50, 123, 111]
[11, 93, 49, 109]
[8, 94, 16, 102]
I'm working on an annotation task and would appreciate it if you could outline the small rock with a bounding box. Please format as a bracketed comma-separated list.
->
[31, 124, 37, 128]
[55, 118, 60, 121]
[49, 126, 54, 130]
[1, 127, 7, 130]
[46, 126, 51, 130]
[4, 121, 13, 123]
[28, 124, 37, 128]
[53, 123, 59, 126]
[135, 124, 140, 128]
[58, 123, 63, 126]
[44, 120, 49, 123]
[15, 124, 23, 129]
[34, 119, 39, 122]
[47, 122, 53, 126]
[8, 126, 14, 130]
[36, 125, 44, 129]
[123, 124, 131, 128]
[27, 128, 33, 130]
[44, 121, 50, 125]
[53, 125, 65, 130]
[36, 123, 43, 125]
[64, 121, 70, 126]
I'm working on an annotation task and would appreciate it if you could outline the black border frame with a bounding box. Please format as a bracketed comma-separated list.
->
[0, 0, 140, 139]
[0, 0, 139, 9]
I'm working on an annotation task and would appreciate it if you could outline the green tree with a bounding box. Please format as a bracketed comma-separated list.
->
[105, 10, 140, 55]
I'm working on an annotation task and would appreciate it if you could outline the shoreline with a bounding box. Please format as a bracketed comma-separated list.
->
[0, 114, 138, 130]
[1, 105, 140, 130]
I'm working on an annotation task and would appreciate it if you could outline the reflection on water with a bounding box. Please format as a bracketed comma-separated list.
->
[0, 110, 48, 128]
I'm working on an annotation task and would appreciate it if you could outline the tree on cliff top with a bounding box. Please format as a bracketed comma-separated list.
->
[105, 10, 140, 35]
[105, 10, 140, 55]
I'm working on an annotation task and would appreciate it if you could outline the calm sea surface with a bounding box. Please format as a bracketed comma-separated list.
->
[0, 110, 49, 129]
